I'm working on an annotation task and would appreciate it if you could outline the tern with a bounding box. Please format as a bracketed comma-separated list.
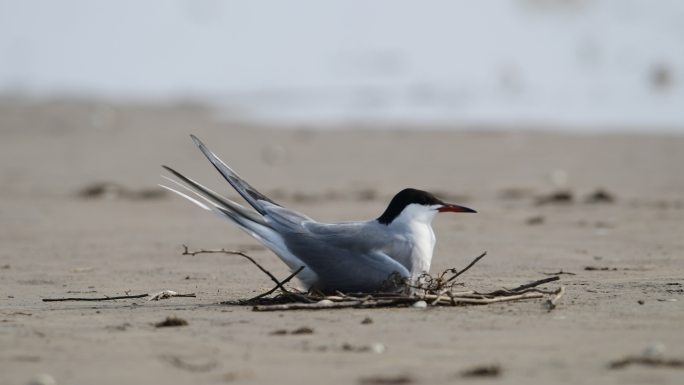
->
[161, 135, 476, 293]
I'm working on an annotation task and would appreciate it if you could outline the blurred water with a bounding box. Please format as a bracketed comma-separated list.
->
[1, 0, 683, 131]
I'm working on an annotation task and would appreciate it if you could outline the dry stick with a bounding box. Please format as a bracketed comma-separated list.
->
[481, 287, 560, 297]
[182, 244, 296, 296]
[543, 286, 566, 311]
[542, 270, 576, 276]
[181, 244, 239, 256]
[508, 276, 560, 292]
[445, 251, 488, 283]
[246, 266, 306, 302]
[323, 295, 348, 301]
[430, 289, 450, 306]
[405, 283, 555, 306]
[422, 291, 544, 305]
[609, 356, 684, 369]
[427, 289, 477, 305]
[43, 294, 149, 302]
[422, 292, 474, 304]
[430, 251, 487, 306]
[439, 292, 544, 305]
[446, 290, 476, 297]
[173, 293, 197, 298]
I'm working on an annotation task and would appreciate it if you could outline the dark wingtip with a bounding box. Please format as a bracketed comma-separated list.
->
[161, 164, 177, 176]
[161, 165, 178, 175]
[190, 134, 203, 148]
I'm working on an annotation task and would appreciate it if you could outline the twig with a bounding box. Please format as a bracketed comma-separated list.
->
[430, 289, 450, 306]
[247, 266, 306, 302]
[609, 356, 684, 369]
[422, 291, 476, 303]
[435, 292, 544, 306]
[43, 294, 148, 302]
[543, 286, 566, 311]
[542, 270, 576, 276]
[445, 252, 488, 283]
[480, 287, 559, 297]
[508, 276, 560, 292]
[181, 244, 245, 256]
[182, 244, 299, 296]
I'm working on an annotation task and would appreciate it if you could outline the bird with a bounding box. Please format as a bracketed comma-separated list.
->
[161, 135, 476, 293]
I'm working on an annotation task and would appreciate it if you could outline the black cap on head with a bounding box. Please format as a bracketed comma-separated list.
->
[377, 188, 444, 225]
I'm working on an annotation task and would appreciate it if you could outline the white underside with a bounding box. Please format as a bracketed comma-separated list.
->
[385, 203, 439, 279]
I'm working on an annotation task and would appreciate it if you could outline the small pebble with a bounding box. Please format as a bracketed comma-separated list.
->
[291, 327, 314, 335]
[359, 374, 413, 385]
[550, 169, 569, 187]
[412, 300, 427, 309]
[585, 189, 615, 204]
[154, 316, 188, 328]
[535, 190, 573, 205]
[526, 216, 545, 225]
[271, 327, 313, 335]
[461, 364, 501, 378]
[369, 342, 386, 354]
[27, 374, 57, 385]
[643, 343, 666, 358]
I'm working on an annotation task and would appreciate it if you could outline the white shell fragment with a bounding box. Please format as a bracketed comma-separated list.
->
[148, 290, 179, 301]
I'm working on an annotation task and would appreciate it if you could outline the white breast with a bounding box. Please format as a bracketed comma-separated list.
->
[387, 203, 439, 278]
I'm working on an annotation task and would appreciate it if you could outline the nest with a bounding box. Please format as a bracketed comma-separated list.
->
[181, 247, 566, 312]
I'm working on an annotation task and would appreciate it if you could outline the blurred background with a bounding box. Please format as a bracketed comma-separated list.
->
[3, 4, 684, 384]
[1, 0, 683, 131]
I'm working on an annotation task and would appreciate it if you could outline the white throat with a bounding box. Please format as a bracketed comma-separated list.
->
[387, 204, 439, 277]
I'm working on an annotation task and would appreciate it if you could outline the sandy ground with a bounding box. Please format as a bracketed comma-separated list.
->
[1, 100, 683, 385]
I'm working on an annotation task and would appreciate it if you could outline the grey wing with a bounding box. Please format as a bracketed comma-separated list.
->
[266, 216, 411, 292]
[310, 250, 409, 293]
[261, 203, 314, 229]
[190, 135, 279, 215]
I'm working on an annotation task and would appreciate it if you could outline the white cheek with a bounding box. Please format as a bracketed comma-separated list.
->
[393, 204, 439, 225]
